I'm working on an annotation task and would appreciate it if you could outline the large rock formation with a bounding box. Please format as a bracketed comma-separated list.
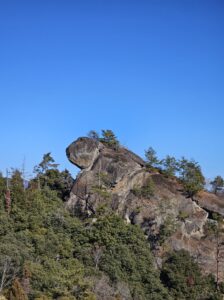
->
[66, 137, 224, 281]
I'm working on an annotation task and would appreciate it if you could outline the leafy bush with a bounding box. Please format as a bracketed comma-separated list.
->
[131, 178, 154, 199]
[72, 214, 171, 300]
[178, 211, 189, 221]
[159, 215, 177, 244]
[160, 250, 221, 300]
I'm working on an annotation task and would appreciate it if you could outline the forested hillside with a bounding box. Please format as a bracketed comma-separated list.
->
[1, 132, 224, 299]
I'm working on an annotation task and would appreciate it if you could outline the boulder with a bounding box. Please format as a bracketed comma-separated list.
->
[66, 136, 224, 281]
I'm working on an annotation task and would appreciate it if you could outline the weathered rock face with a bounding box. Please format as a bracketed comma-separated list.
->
[196, 191, 224, 216]
[66, 137, 101, 170]
[66, 137, 224, 281]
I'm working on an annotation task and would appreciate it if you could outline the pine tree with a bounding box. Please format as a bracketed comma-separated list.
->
[178, 158, 205, 198]
[100, 130, 119, 149]
[145, 147, 160, 168]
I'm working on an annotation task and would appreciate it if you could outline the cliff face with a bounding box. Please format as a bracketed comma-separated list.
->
[66, 137, 224, 280]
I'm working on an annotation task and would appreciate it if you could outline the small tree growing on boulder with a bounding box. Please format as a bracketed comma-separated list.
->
[100, 130, 119, 149]
[161, 155, 178, 177]
[145, 147, 160, 169]
[178, 158, 205, 199]
[87, 130, 99, 141]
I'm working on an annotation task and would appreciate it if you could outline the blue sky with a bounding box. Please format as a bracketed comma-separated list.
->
[0, 0, 223, 180]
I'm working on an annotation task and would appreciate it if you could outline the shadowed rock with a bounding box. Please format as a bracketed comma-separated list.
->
[66, 136, 224, 281]
[66, 137, 101, 169]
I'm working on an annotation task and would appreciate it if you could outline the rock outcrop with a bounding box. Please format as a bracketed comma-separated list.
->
[66, 137, 224, 281]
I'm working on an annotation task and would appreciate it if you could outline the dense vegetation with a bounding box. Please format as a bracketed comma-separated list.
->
[161, 250, 219, 300]
[1, 132, 223, 299]
[88, 129, 223, 197]
[145, 146, 224, 198]
[0, 165, 170, 300]
[0, 164, 220, 300]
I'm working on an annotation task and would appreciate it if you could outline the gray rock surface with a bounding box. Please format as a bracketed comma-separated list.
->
[66, 137, 224, 281]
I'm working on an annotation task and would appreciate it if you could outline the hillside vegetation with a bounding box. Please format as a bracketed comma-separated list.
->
[1, 131, 224, 300]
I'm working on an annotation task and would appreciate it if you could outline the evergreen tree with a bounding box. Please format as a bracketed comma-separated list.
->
[10, 170, 25, 207]
[211, 176, 224, 194]
[160, 250, 221, 300]
[34, 153, 59, 175]
[87, 130, 99, 141]
[161, 155, 178, 177]
[145, 147, 160, 168]
[100, 130, 119, 149]
[32, 154, 73, 199]
[178, 158, 205, 198]
[38, 169, 74, 200]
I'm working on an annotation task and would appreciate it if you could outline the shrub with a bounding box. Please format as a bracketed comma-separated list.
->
[160, 250, 221, 299]
[159, 215, 177, 244]
[178, 211, 189, 221]
[131, 178, 154, 199]
[91, 186, 111, 199]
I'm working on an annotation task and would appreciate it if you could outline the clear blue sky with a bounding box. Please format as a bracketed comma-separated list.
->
[0, 0, 223, 180]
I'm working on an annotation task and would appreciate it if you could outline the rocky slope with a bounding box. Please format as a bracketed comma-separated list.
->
[66, 137, 224, 281]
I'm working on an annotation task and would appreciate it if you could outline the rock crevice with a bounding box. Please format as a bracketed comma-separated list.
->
[66, 137, 224, 280]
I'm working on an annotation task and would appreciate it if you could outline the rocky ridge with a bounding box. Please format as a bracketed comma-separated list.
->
[66, 137, 224, 281]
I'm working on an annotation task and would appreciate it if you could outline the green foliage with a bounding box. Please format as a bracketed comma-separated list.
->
[100, 130, 119, 149]
[0, 149, 220, 300]
[0, 232, 30, 292]
[5, 169, 25, 215]
[0, 186, 92, 299]
[0, 173, 6, 195]
[211, 212, 223, 223]
[38, 169, 74, 200]
[131, 178, 154, 199]
[159, 215, 177, 244]
[211, 176, 224, 194]
[160, 250, 221, 300]
[92, 169, 113, 200]
[145, 147, 160, 169]
[32, 153, 74, 200]
[178, 211, 189, 221]
[96, 172, 112, 188]
[27, 258, 87, 299]
[178, 158, 205, 198]
[144, 147, 206, 197]
[0, 173, 7, 211]
[34, 153, 59, 174]
[91, 186, 111, 199]
[161, 155, 178, 177]
[203, 220, 218, 236]
[72, 214, 171, 300]
[1, 169, 170, 299]
[87, 129, 119, 149]
[10, 170, 25, 202]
